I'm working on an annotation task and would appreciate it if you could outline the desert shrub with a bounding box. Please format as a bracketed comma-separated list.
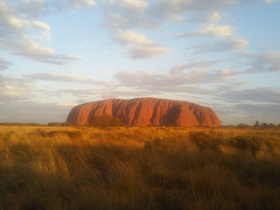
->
[89, 114, 123, 127]
[188, 131, 220, 151]
[252, 189, 280, 210]
[152, 189, 184, 210]
[253, 158, 280, 187]
[184, 163, 242, 210]
[228, 136, 262, 157]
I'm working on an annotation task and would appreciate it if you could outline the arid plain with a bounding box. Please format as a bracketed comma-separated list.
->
[0, 125, 280, 210]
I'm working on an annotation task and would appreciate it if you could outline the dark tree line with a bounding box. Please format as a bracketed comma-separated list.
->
[237, 121, 280, 128]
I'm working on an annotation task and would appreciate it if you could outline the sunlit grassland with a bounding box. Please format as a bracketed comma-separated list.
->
[0, 125, 280, 210]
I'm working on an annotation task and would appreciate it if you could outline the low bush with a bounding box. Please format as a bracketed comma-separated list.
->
[188, 131, 220, 152]
[228, 136, 262, 157]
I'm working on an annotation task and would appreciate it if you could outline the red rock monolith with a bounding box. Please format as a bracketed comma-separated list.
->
[66, 98, 221, 127]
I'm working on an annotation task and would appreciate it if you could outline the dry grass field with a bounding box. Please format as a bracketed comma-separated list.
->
[0, 125, 280, 210]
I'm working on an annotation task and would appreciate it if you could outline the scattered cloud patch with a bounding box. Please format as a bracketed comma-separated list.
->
[221, 87, 280, 103]
[193, 38, 248, 54]
[124, 46, 170, 59]
[235, 103, 280, 114]
[115, 68, 235, 93]
[105, 13, 157, 30]
[200, 25, 235, 37]
[179, 25, 235, 38]
[24, 72, 110, 86]
[109, 0, 148, 12]
[0, 58, 12, 71]
[207, 12, 222, 22]
[244, 51, 280, 73]
[0, 73, 34, 102]
[60, 87, 156, 100]
[68, 0, 96, 7]
[114, 30, 170, 59]
[115, 30, 153, 46]
[170, 60, 220, 73]
[263, 0, 278, 4]
[1, 40, 81, 64]
[0, 1, 81, 64]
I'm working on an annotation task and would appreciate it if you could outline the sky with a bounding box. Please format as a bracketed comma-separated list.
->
[0, 0, 280, 125]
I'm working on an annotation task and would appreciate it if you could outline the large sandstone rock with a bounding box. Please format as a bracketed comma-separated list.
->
[66, 98, 221, 127]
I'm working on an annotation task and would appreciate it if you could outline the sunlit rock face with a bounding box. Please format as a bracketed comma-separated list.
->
[66, 98, 221, 127]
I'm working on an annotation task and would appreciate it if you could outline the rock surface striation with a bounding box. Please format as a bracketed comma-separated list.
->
[66, 98, 221, 127]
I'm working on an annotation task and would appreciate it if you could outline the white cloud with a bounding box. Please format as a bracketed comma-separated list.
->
[0, 2, 24, 37]
[109, 0, 148, 12]
[115, 67, 235, 93]
[0, 1, 81, 64]
[28, 20, 50, 32]
[124, 46, 170, 59]
[104, 0, 271, 30]
[177, 24, 235, 38]
[68, 0, 96, 7]
[201, 25, 235, 37]
[22, 0, 44, 4]
[105, 13, 157, 30]
[24, 72, 110, 86]
[183, 12, 223, 24]
[115, 30, 153, 46]
[244, 51, 280, 73]
[15, 0, 46, 17]
[193, 38, 248, 54]
[0, 58, 12, 71]
[221, 87, 280, 103]
[149, 0, 240, 22]
[1, 39, 81, 64]
[13, 0, 95, 18]
[105, 0, 271, 27]
[0, 73, 34, 102]
[263, 0, 278, 4]
[207, 12, 222, 22]
[170, 60, 220, 73]
[104, 0, 154, 31]
[114, 30, 170, 59]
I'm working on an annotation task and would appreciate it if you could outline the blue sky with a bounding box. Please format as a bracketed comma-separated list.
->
[0, 0, 280, 125]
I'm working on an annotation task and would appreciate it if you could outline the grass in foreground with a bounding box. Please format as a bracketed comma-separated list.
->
[0, 126, 280, 210]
